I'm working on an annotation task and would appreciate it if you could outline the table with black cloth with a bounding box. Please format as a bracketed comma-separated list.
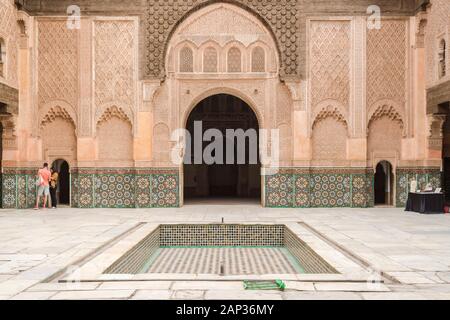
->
[405, 192, 445, 214]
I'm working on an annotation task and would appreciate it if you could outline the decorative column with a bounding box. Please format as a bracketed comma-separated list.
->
[347, 17, 367, 164]
[77, 17, 95, 166]
[135, 80, 160, 164]
[285, 79, 309, 163]
[414, 13, 428, 160]
[427, 114, 446, 160]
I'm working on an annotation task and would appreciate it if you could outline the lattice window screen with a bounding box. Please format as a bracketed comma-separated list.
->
[203, 47, 218, 72]
[179, 47, 193, 72]
[252, 47, 265, 72]
[227, 47, 242, 72]
[439, 39, 447, 78]
[0, 38, 5, 77]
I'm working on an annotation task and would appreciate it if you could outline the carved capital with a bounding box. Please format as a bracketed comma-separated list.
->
[427, 114, 446, 138]
[0, 113, 18, 150]
[427, 114, 446, 151]
[142, 80, 161, 103]
[284, 80, 302, 102]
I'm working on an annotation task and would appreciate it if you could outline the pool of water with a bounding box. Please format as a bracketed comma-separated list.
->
[104, 224, 337, 275]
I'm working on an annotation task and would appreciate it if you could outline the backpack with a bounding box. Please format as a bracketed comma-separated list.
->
[36, 174, 44, 187]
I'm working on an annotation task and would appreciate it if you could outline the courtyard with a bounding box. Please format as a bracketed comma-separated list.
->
[1, 203, 450, 300]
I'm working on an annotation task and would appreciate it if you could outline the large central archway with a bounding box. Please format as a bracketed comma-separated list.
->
[183, 94, 261, 204]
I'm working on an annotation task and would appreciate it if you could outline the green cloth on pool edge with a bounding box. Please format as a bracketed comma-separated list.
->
[243, 280, 286, 291]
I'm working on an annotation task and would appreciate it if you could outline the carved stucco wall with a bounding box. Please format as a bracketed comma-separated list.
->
[277, 84, 292, 161]
[425, 0, 450, 87]
[0, 0, 19, 88]
[94, 19, 136, 130]
[310, 20, 351, 112]
[97, 115, 133, 161]
[309, 19, 350, 162]
[366, 19, 407, 161]
[36, 17, 138, 163]
[367, 20, 407, 126]
[367, 115, 403, 161]
[37, 19, 79, 163]
[166, 3, 279, 74]
[30, 3, 415, 170]
[312, 111, 348, 163]
[158, 2, 284, 164]
[37, 20, 78, 114]
[41, 117, 77, 165]
[145, 0, 299, 80]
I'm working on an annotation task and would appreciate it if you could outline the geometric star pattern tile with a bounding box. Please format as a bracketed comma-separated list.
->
[0, 167, 440, 209]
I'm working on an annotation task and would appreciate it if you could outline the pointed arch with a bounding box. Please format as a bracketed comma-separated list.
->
[95, 104, 133, 128]
[311, 103, 348, 162]
[367, 101, 404, 162]
[39, 102, 78, 164]
[39, 101, 77, 133]
[367, 101, 405, 137]
[311, 102, 349, 136]
[96, 106, 133, 161]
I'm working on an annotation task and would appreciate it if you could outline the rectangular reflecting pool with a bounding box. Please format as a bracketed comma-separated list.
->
[104, 224, 337, 275]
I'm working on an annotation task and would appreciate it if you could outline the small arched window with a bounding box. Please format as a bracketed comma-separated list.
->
[179, 47, 193, 73]
[416, 19, 427, 48]
[251, 46, 265, 72]
[203, 47, 218, 73]
[438, 39, 446, 78]
[0, 38, 6, 78]
[227, 47, 241, 72]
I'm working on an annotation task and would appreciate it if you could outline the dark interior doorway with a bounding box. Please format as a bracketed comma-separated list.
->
[51, 159, 70, 205]
[183, 94, 261, 203]
[374, 161, 394, 206]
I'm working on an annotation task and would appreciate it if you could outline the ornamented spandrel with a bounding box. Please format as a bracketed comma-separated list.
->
[145, 0, 299, 79]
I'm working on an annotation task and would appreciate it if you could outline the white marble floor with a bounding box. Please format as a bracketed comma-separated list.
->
[1, 204, 450, 300]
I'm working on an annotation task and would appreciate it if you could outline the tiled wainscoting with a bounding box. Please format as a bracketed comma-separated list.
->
[265, 168, 374, 208]
[0, 167, 442, 209]
[70, 168, 180, 208]
[1, 167, 180, 209]
[395, 167, 441, 207]
[1, 168, 37, 209]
